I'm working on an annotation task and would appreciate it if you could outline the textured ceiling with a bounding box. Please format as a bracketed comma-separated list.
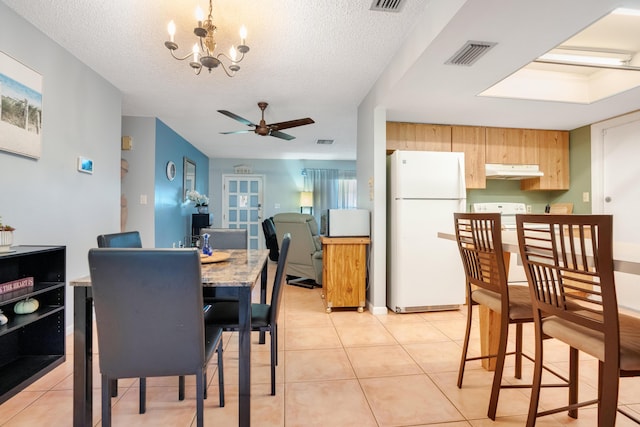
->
[4, 0, 640, 160]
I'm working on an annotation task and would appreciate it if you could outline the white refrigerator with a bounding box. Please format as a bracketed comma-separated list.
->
[387, 150, 467, 313]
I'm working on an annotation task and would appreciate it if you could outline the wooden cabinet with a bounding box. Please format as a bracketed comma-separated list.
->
[452, 125, 486, 189]
[0, 246, 66, 404]
[485, 127, 539, 165]
[321, 237, 370, 313]
[387, 122, 569, 190]
[521, 130, 569, 190]
[386, 122, 451, 153]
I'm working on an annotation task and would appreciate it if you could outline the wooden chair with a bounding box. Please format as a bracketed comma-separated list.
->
[205, 233, 291, 395]
[454, 213, 569, 420]
[88, 248, 224, 426]
[516, 214, 640, 426]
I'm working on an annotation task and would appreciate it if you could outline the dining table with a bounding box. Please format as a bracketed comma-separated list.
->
[438, 229, 640, 370]
[71, 248, 270, 427]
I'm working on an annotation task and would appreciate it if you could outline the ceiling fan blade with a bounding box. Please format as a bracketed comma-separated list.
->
[270, 130, 296, 140]
[268, 118, 314, 131]
[220, 130, 253, 135]
[218, 110, 256, 127]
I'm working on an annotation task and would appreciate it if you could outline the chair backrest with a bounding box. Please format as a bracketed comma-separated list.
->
[200, 228, 247, 249]
[88, 248, 205, 379]
[453, 213, 509, 308]
[97, 231, 142, 248]
[268, 233, 291, 325]
[516, 214, 618, 342]
[273, 212, 320, 258]
[262, 217, 279, 261]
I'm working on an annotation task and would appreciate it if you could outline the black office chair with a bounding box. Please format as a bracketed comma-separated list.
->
[88, 248, 224, 427]
[204, 233, 291, 395]
[262, 217, 279, 262]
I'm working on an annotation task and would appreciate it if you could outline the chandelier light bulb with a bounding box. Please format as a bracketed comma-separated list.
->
[192, 43, 200, 62]
[240, 25, 247, 45]
[229, 46, 238, 62]
[167, 21, 176, 42]
[195, 6, 205, 23]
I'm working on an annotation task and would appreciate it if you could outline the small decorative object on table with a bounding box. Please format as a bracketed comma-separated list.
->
[187, 190, 210, 214]
[0, 216, 15, 253]
[0, 309, 8, 325]
[202, 233, 212, 256]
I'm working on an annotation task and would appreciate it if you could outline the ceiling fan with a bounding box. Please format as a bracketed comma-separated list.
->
[218, 102, 314, 140]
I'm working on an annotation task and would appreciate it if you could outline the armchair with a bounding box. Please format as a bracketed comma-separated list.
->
[273, 213, 322, 287]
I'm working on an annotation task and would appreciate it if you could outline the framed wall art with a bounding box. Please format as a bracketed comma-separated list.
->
[0, 51, 43, 159]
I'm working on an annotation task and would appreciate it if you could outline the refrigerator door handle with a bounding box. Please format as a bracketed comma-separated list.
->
[458, 157, 466, 198]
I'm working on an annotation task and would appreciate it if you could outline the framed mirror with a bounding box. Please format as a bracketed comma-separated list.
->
[183, 157, 196, 201]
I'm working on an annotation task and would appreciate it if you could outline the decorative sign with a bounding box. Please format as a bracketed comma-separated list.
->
[0, 276, 34, 295]
[0, 51, 43, 159]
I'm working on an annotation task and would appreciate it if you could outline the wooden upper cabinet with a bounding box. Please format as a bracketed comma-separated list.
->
[485, 127, 539, 165]
[452, 126, 486, 189]
[387, 122, 451, 152]
[521, 130, 569, 190]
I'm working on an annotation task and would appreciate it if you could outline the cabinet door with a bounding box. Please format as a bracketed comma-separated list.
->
[387, 122, 451, 152]
[452, 126, 486, 189]
[521, 130, 569, 190]
[414, 124, 451, 151]
[387, 122, 415, 151]
[485, 127, 539, 165]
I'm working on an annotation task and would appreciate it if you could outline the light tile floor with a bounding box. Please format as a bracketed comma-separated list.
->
[2, 261, 640, 426]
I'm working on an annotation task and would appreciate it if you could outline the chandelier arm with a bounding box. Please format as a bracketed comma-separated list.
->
[216, 51, 246, 65]
[216, 61, 237, 78]
[169, 49, 195, 61]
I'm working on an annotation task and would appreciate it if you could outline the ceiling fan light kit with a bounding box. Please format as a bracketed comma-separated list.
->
[219, 102, 315, 140]
[164, 0, 249, 77]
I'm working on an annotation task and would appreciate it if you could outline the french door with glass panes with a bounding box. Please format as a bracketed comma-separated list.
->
[222, 174, 264, 249]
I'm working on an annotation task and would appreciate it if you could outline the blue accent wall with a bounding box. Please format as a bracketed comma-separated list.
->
[155, 119, 209, 248]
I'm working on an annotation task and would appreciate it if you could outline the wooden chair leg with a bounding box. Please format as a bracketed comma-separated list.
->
[568, 347, 579, 419]
[526, 326, 544, 427]
[515, 323, 523, 379]
[102, 374, 112, 427]
[487, 316, 509, 420]
[457, 301, 474, 388]
[598, 360, 620, 426]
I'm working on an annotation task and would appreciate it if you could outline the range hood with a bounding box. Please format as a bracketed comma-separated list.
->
[485, 163, 544, 180]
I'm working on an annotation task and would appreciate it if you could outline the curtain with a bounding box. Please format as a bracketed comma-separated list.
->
[303, 169, 357, 233]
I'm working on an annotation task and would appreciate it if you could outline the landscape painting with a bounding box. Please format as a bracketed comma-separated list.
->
[0, 51, 42, 159]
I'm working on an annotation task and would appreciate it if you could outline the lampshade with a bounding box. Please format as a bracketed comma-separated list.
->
[300, 191, 313, 207]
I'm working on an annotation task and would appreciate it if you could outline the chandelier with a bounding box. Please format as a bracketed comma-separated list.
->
[164, 0, 249, 77]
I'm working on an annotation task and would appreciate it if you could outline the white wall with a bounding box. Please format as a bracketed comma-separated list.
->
[122, 116, 156, 246]
[0, 4, 122, 331]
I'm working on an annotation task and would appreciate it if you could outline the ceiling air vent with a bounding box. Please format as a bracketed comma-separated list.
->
[370, 0, 405, 13]
[445, 41, 497, 66]
[316, 139, 334, 145]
